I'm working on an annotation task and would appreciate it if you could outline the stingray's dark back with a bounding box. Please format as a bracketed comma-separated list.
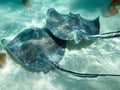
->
[7, 28, 66, 73]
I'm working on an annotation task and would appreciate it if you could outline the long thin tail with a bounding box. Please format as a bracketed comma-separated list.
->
[2, 39, 120, 78]
[50, 61, 120, 78]
[85, 30, 120, 41]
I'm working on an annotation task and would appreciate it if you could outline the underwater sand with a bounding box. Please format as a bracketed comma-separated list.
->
[0, 0, 120, 90]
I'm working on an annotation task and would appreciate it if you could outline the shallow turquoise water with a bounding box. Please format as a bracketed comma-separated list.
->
[0, 0, 120, 90]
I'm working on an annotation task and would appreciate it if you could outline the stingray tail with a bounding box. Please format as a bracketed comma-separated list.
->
[50, 61, 120, 78]
[85, 30, 120, 41]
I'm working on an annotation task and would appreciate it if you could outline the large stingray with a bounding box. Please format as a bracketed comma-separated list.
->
[2, 28, 120, 78]
[46, 8, 120, 44]
[2, 28, 66, 73]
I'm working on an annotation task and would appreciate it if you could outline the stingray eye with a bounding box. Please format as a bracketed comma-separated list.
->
[47, 8, 59, 18]
[47, 8, 56, 14]
[69, 13, 73, 16]
[76, 14, 80, 17]
[47, 8, 55, 15]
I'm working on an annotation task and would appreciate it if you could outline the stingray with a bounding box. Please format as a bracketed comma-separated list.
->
[2, 28, 66, 73]
[1, 27, 120, 78]
[46, 8, 120, 44]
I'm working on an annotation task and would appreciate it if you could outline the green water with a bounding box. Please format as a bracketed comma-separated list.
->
[0, 0, 120, 90]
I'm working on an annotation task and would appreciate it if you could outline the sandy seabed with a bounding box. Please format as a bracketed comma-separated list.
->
[0, 0, 120, 90]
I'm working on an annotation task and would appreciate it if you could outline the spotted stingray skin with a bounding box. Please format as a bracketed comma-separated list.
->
[46, 8, 100, 43]
[6, 28, 66, 73]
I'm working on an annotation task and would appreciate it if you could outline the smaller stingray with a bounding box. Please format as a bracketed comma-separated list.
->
[46, 8, 100, 44]
[46, 8, 120, 44]
[2, 28, 120, 78]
